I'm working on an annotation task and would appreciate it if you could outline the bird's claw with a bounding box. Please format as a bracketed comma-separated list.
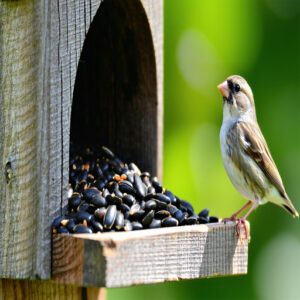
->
[222, 215, 237, 224]
[235, 218, 249, 241]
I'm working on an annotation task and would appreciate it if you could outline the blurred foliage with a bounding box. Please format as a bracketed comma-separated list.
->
[109, 0, 300, 299]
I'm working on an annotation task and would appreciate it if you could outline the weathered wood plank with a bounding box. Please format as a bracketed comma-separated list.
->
[0, 279, 106, 300]
[0, 0, 40, 279]
[140, 0, 163, 179]
[52, 222, 249, 288]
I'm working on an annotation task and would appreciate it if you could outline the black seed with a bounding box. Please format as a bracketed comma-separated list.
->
[91, 194, 106, 207]
[77, 202, 90, 212]
[141, 172, 151, 177]
[86, 204, 97, 214]
[120, 203, 130, 213]
[99, 161, 109, 173]
[113, 187, 123, 199]
[155, 200, 168, 210]
[94, 207, 106, 221]
[57, 226, 69, 234]
[174, 197, 181, 208]
[149, 218, 161, 229]
[102, 188, 110, 198]
[129, 204, 145, 220]
[129, 203, 140, 215]
[110, 162, 123, 174]
[123, 194, 136, 206]
[66, 219, 76, 232]
[164, 190, 177, 204]
[107, 181, 117, 193]
[153, 193, 171, 204]
[142, 176, 151, 188]
[199, 216, 209, 224]
[68, 193, 81, 210]
[101, 146, 115, 159]
[167, 204, 179, 215]
[180, 200, 194, 215]
[91, 219, 103, 232]
[209, 216, 219, 223]
[140, 200, 146, 210]
[76, 211, 93, 223]
[184, 215, 199, 225]
[105, 171, 115, 181]
[145, 193, 156, 201]
[133, 174, 147, 198]
[103, 205, 117, 229]
[173, 210, 185, 223]
[142, 210, 155, 227]
[83, 187, 99, 200]
[119, 180, 133, 188]
[162, 217, 179, 227]
[129, 163, 141, 175]
[106, 194, 122, 206]
[119, 181, 136, 194]
[152, 177, 163, 193]
[155, 210, 171, 220]
[124, 220, 133, 231]
[125, 170, 134, 183]
[52, 215, 64, 228]
[94, 179, 106, 190]
[145, 200, 157, 211]
[78, 170, 88, 181]
[147, 186, 156, 194]
[74, 224, 93, 234]
[92, 165, 104, 179]
[123, 211, 129, 220]
[131, 221, 143, 230]
[182, 212, 189, 220]
[115, 211, 125, 230]
[199, 208, 209, 218]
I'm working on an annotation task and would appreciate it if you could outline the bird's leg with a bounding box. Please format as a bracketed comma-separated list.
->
[223, 200, 252, 223]
[236, 201, 259, 239]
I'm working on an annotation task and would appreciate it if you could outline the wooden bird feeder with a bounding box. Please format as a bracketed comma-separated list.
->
[0, 0, 249, 299]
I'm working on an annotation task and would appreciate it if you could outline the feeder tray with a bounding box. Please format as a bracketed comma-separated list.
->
[52, 222, 248, 288]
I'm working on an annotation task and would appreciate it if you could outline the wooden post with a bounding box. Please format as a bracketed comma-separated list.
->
[0, 0, 162, 298]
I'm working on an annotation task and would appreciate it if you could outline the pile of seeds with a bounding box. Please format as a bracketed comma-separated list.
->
[52, 146, 219, 234]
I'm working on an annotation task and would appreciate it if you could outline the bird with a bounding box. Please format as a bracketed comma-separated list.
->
[217, 75, 299, 238]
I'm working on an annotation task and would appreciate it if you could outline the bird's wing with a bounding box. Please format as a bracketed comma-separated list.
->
[236, 121, 287, 199]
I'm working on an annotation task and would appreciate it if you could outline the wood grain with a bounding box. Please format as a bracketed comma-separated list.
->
[0, 279, 106, 300]
[0, 0, 40, 279]
[53, 222, 249, 288]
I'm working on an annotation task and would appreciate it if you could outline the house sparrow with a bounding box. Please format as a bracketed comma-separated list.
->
[218, 75, 299, 238]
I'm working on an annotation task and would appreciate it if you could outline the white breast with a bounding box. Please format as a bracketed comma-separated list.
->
[220, 119, 260, 202]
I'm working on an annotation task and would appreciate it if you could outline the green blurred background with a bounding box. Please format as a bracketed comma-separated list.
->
[110, 0, 300, 299]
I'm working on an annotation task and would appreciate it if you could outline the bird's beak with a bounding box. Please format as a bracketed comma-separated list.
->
[217, 81, 229, 98]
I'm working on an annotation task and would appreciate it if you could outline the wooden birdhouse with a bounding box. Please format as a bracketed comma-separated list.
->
[0, 0, 248, 299]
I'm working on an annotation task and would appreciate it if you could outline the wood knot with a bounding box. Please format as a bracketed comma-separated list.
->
[5, 162, 13, 184]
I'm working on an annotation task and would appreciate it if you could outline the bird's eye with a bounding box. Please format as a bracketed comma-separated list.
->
[234, 83, 240, 93]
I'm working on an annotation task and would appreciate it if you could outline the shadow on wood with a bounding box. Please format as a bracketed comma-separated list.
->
[52, 222, 249, 288]
[71, 0, 159, 175]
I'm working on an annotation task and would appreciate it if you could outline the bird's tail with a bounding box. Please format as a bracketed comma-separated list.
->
[281, 197, 299, 218]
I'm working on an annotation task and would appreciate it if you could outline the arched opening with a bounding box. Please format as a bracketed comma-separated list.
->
[70, 0, 158, 174]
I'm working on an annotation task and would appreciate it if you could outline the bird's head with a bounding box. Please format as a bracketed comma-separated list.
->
[218, 75, 256, 121]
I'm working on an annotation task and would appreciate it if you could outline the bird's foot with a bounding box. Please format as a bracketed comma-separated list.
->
[222, 215, 237, 224]
[235, 218, 249, 241]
